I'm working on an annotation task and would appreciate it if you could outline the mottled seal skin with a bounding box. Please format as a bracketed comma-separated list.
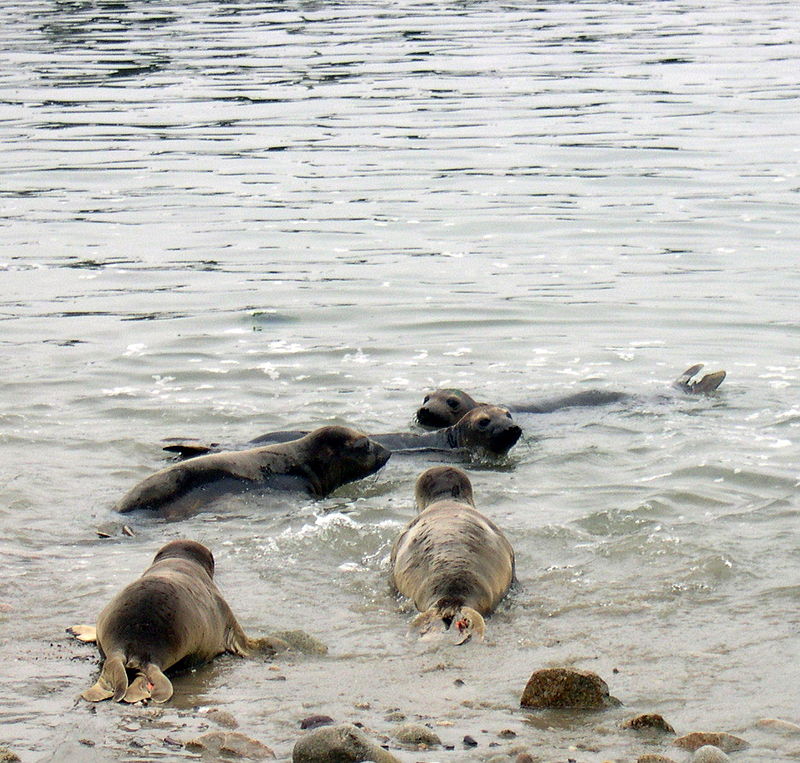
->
[164, 406, 522, 460]
[119, 426, 390, 518]
[68, 540, 280, 704]
[390, 466, 515, 644]
[415, 363, 726, 428]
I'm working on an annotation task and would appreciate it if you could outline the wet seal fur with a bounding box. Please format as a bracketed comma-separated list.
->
[416, 363, 726, 428]
[389, 466, 515, 644]
[164, 405, 522, 460]
[119, 425, 391, 518]
[68, 540, 284, 703]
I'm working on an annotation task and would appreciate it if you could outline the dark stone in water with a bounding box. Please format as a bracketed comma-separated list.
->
[293, 724, 400, 762]
[622, 713, 675, 733]
[673, 731, 749, 753]
[463, 734, 478, 747]
[300, 715, 334, 730]
[520, 667, 621, 709]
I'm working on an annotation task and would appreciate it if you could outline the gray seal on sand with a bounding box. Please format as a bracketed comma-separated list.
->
[68, 539, 285, 703]
[389, 466, 515, 644]
[117, 425, 391, 518]
[416, 363, 726, 428]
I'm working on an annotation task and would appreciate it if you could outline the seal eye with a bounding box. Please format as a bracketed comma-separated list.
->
[351, 438, 370, 451]
[478, 417, 490, 429]
[423, 395, 430, 404]
[505, 411, 512, 419]
[447, 398, 460, 410]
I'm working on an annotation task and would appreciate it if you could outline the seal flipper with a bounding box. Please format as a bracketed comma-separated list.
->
[161, 440, 218, 459]
[67, 624, 97, 643]
[454, 607, 486, 645]
[82, 652, 127, 702]
[691, 369, 726, 394]
[128, 664, 172, 703]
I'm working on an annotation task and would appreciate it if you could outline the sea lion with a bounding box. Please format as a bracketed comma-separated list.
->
[118, 425, 390, 518]
[389, 466, 515, 644]
[68, 540, 283, 703]
[163, 405, 523, 460]
[416, 363, 726, 428]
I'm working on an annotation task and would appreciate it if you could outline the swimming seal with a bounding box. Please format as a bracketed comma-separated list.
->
[163, 406, 522, 460]
[68, 540, 283, 703]
[416, 363, 726, 428]
[389, 466, 515, 644]
[118, 425, 390, 518]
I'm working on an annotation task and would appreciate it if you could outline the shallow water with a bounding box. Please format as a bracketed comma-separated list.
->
[1, 0, 799, 760]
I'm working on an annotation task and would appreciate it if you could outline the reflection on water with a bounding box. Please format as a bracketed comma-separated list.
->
[1, 0, 799, 760]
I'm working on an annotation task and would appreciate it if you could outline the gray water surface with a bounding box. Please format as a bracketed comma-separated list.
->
[1, 0, 799, 760]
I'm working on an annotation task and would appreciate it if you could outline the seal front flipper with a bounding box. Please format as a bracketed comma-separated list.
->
[67, 624, 97, 643]
[82, 652, 127, 702]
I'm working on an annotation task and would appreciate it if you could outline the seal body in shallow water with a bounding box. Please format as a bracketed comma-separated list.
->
[164, 406, 522, 460]
[68, 540, 281, 703]
[389, 466, 515, 644]
[119, 425, 390, 518]
[415, 363, 726, 428]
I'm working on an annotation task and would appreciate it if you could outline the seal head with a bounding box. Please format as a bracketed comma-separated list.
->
[417, 388, 481, 428]
[450, 405, 522, 455]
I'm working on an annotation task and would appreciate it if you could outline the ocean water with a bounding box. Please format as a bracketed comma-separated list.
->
[1, 0, 798, 760]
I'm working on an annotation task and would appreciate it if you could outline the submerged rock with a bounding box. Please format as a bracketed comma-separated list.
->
[393, 722, 441, 747]
[270, 630, 328, 655]
[673, 731, 749, 753]
[293, 723, 400, 763]
[637, 755, 678, 763]
[520, 667, 621, 709]
[756, 718, 800, 734]
[622, 713, 675, 733]
[205, 708, 239, 729]
[300, 715, 334, 730]
[692, 746, 730, 762]
[0, 749, 20, 763]
[186, 731, 275, 759]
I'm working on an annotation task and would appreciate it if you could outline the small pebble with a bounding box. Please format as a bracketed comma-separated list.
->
[463, 735, 478, 747]
[393, 723, 441, 748]
[498, 728, 517, 739]
[78, 739, 95, 747]
[756, 718, 800, 734]
[692, 745, 730, 762]
[300, 715, 334, 730]
[674, 732, 749, 753]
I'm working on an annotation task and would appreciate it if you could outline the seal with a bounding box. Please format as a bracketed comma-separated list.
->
[416, 363, 726, 428]
[118, 425, 391, 518]
[389, 466, 515, 644]
[163, 406, 522, 460]
[68, 540, 284, 703]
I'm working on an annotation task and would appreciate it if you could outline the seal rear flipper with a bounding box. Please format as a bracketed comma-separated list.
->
[410, 608, 442, 637]
[82, 653, 127, 702]
[242, 636, 291, 656]
[691, 369, 726, 394]
[123, 664, 173, 703]
[161, 441, 218, 459]
[454, 607, 486, 645]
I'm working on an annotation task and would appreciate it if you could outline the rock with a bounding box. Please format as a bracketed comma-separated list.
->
[520, 667, 621, 709]
[756, 718, 800, 734]
[300, 715, 334, 730]
[186, 731, 275, 759]
[498, 728, 517, 739]
[515, 754, 535, 763]
[463, 734, 478, 747]
[270, 630, 328, 655]
[0, 749, 20, 763]
[637, 756, 677, 763]
[293, 723, 401, 763]
[673, 731, 749, 753]
[393, 722, 441, 747]
[622, 713, 675, 733]
[205, 708, 239, 729]
[692, 746, 730, 762]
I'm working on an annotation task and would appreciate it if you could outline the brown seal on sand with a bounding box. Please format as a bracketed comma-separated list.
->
[389, 466, 515, 644]
[416, 363, 726, 428]
[164, 406, 523, 461]
[68, 540, 284, 703]
[118, 425, 390, 518]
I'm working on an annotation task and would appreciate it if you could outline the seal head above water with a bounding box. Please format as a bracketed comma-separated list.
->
[390, 466, 515, 644]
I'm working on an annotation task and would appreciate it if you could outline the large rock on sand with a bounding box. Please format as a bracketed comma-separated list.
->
[520, 667, 620, 709]
[293, 723, 400, 763]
